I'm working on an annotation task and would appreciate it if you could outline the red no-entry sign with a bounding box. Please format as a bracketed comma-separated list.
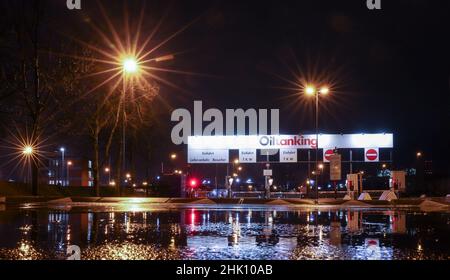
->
[323, 149, 334, 162]
[365, 148, 379, 162]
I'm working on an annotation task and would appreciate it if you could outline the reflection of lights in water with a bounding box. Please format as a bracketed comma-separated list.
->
[318, 226, 323, 241]
[129, 205, 144, 212]
[81, 242, 181, 260]
[191, 210, 196, 225]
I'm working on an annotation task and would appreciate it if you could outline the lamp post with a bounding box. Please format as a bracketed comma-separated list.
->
[120, 55, 174, 191]
[305, 85, 329, 203]
[227, 176, 234, 198]
[59, 147, 65, 186]
[23, 145, 34, 186]
[104, 167, 111, 185]
[67, 161, 73, 186]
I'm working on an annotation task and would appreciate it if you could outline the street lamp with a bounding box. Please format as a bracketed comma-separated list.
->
[119, 54, 174, 190]
[305, 85, 330, 203]
[67, 161, 73, 186]
[227, 176, 234, 198]
[60, 147, 65, 186]
[122, 57, 139, 74]
[23, 146, 34, 156]
[416, 152, 422, 158]
[104, 167, 111, 185]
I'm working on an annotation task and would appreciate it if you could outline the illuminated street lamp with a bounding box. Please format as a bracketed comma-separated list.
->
[171, 153, 177, 160]
[227, 176, 234, 198]
[59, 147, 66, 186]
[104, 167, 111, 186]
[122, 57, 139, 74]
[416, 152, 422, 158]
[305, 84, 330, 203]
[23, 146, 34, 156]
[119, 54, 174, 188]
[67, 161, 73, 186]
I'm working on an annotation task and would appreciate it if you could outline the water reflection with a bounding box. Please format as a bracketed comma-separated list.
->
[0, 207, 448, 260]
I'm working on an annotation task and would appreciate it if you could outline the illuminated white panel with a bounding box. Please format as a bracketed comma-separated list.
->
[188, 149, 229, 163]
[188, 134, 393, 150]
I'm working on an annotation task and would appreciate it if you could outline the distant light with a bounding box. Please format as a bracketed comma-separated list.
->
[170, 153, 177, 160]
[142, 182, 148, 186]
[234, 159, 239, 164]
[60, 147, 65, 152]
[126, 173, 131, 179]
[23, 146, 34, 155]
[305, 86, 316, 95]
[236, 178, 241, 183]
[104, 167, 110, 173]
[416, 152, 422, 157]
[156, 176, 161, 180]
[189, 178, 199, 188]
[318, 163, 324, 170]
[123, 57, 138, 73]
[320, 87, 329, 94]
[109, 181, 116, 186]
[67, 161, 73, 166]
[238, 166, 243, 171]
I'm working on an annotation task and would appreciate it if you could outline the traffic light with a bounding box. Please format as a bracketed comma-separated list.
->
[189, 178, 199, 188]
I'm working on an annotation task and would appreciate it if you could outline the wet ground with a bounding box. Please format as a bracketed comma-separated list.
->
[0, 204, 449, 260]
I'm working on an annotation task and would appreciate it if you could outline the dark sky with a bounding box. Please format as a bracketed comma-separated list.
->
[3, 0, 450, 178]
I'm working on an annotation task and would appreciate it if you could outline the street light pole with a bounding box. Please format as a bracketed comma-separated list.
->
[315, 91, 319, 203]
[60, 147, 65, 186]
[305, 85, 329, 204]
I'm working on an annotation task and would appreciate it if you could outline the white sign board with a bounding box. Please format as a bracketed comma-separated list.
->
[188, 149, 229, 163]
[280, 149, 297, 163]
[188, 134, 393, 150]
[329, 154, 341, 181]
[239, 149, 257, 163]
[263, 169, 272, 176]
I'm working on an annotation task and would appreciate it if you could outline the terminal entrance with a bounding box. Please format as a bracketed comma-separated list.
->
[183, 134, 398, 199]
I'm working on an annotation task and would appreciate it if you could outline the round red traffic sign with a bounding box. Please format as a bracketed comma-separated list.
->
[324, 149, 334, 161]
[366, 149, 378, 161]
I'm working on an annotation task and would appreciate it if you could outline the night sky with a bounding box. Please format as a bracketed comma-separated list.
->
[1, 0, 449, 180]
